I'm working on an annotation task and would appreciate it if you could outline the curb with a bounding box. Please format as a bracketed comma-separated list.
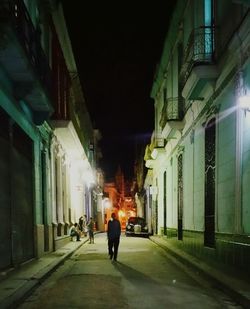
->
[150, 236, 250, 309]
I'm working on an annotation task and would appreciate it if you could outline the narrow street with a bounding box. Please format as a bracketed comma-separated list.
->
[18, 233, 241, 309]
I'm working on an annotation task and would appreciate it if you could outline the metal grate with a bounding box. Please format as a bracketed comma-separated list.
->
[180, 26, 215, 88]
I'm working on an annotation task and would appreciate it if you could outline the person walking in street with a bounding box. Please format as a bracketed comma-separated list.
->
[107, 212, 121, 261]
[87, 217, 95, 244]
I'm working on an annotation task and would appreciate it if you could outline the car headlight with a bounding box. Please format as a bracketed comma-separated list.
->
[144, 226, 148, 230]
[127, 225, 131, 230]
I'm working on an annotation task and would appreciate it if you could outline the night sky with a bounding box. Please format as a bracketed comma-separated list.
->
[61, 1, 175, 181]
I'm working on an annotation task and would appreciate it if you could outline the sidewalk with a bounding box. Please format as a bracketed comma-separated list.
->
[0, 237, 88, 309]
[150, 235, 250, 309]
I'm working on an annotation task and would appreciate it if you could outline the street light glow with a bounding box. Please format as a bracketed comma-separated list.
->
[238, 95, 250, 111]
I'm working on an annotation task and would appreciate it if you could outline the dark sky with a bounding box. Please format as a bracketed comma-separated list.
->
[61, 2, 175, 181]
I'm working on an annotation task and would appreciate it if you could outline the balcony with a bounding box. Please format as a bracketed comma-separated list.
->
[144, 144, 154, 169]
[160, 97, 185, 139]
[180, 26, 218, 101]
[150, 137, 165, 160]
[0, 0, 53, 124]
[143, 134, 165, 167]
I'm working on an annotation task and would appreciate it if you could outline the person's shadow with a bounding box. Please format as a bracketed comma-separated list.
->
[112, 261, 179, 308]
[113, 261, 155, 285]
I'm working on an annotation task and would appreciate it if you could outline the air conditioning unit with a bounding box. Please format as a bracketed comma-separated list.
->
[149, 186, 158, 195]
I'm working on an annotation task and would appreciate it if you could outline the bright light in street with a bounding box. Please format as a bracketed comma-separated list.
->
[118, 210, 125, 217]
[102, 198, 111, 209]
[238, 95, 250, 110]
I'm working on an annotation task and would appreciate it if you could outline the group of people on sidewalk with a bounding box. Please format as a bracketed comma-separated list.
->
[69, 212, 122, 261]
[69, 215, 95, 243]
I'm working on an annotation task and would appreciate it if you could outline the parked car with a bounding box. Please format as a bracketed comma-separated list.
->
[125, 217, 149, 237]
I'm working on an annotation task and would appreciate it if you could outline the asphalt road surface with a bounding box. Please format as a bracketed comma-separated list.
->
[18, 233, 242, 309]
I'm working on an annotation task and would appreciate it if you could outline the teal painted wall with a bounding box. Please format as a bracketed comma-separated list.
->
[241, 64, 250, 234]
[217, 87, 236, 233]
[193, 123, 205, 231]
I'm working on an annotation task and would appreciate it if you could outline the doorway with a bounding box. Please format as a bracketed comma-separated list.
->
[177, 154, 183, 240]
[204, 118, 216, 247]
[163, 171, 167, 235]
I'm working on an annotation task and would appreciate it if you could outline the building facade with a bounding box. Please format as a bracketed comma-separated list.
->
[145, 0, 250, 271]
[0, 0, 98, 270]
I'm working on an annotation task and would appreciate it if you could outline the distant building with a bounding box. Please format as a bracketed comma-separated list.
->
[103, 167, 136, 230]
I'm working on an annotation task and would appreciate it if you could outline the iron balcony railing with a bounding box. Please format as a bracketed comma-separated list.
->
[0, 0, 52, 96]
[179, 26, 216, 88]
[160, 97, 183, 130]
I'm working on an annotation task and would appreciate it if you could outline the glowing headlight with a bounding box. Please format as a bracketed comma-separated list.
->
[144, 226, 148, 230]
[127, 225, 131, 230]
